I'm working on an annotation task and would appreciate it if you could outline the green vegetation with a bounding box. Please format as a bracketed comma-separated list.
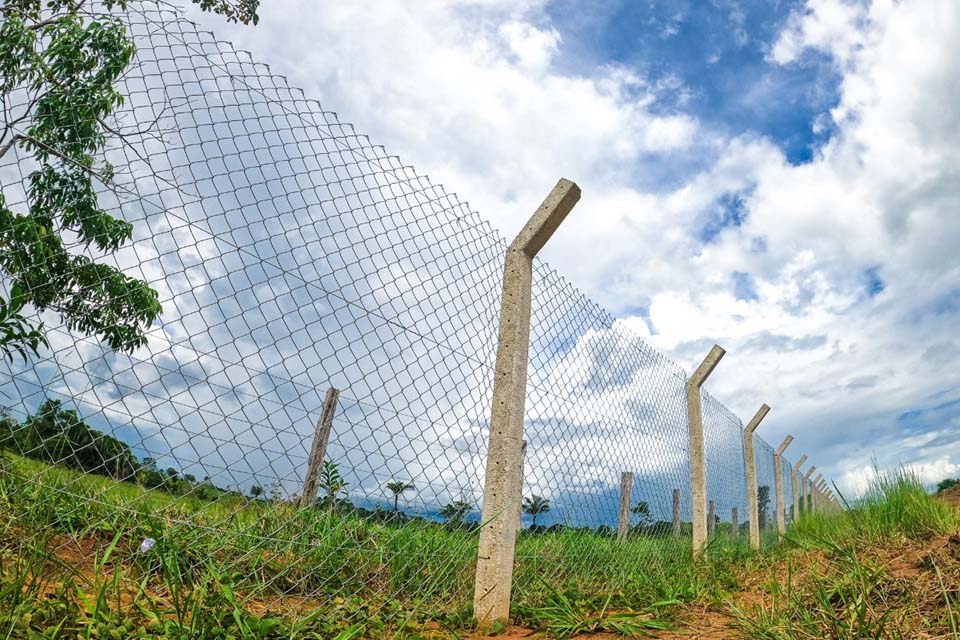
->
[523, 494, 551, 528]
[0, 441, 955, 639]
[385, 480, 415, 513]
[732, 470, 960, 639]
[937, 477, 960, 493]
[0, 0, 260, 359]
[0, 447, 762, 639]
[0, 399, 236, 499]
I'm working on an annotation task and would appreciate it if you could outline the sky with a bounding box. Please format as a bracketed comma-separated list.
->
[179, 0, 960, 499]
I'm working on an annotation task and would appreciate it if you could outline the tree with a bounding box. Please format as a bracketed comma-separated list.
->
[631, 500, 652, 527]
[937, 478, 960, 493]
[1, 398, 138, 479]
[385, 480, 415, 512]
[522, 495, 551, 528]
[758, 485, 771, 530]
[438, 500, 472, 524]
[249, 485, 263, 498]
[318, 460, 348, 510]
[0, 0, 260, 359]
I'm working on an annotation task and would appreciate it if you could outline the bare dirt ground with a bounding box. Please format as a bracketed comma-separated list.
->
[466, 604, 743, 639]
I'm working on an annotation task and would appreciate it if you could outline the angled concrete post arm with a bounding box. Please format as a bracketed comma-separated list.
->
[775, 436, 794, 457]
[792, 454, 808, 474]
[509, 179, 581, 257]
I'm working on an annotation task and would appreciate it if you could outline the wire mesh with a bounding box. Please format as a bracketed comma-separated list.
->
[0, 0, 798, 623]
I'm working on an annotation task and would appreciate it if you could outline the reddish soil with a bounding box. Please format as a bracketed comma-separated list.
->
[466, 605, 743, 639]
[936, 484, 960, 508]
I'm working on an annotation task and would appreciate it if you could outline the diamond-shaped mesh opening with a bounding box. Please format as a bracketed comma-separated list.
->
[0, 0, 800, 623]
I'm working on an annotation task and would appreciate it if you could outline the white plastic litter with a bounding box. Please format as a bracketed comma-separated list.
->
[139, 537, 156, 553]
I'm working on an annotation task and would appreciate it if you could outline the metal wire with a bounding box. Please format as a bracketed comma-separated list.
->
[0, 0, 798, 617]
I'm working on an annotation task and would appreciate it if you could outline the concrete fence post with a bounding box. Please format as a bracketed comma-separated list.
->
[774, 435, 793, 536]
[743, 404, 770, 550]
[707, 500, 716, 537]
[802, 466, 816, 514]
[473, 179, 581, 627]
[791, 454, 807, 520]
[813, 474, 823, 512]
[686, 344, 726, 555]
[617, 472, 634, 541]
[300, 387, 340, 507]
[731, 507, 739, 536]
[672, 488, 681, 538]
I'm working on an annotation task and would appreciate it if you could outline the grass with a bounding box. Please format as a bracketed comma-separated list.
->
[730, 469, 960, 639]
[2, 454, 957, 639]
[0, 451, 746, 638]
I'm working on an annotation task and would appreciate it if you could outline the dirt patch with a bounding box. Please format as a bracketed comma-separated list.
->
[935, 485, 960, 509]
[466, 606, 743, 639]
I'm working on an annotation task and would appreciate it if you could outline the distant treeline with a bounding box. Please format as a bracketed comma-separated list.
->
[0, 399, 235, 500]
[0, 398, 772, 538]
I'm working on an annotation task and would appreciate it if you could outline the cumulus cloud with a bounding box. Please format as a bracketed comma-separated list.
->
[7, 0, 948, 515]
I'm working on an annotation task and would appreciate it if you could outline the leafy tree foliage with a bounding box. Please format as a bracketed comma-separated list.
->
[0, 399, 227, 498]
[318, 460, 348, 509]
[758, 484, 771, 530]
[0, 0, 259, 359]
[936, 477, 960, 493]
[438, 500, 472, 524]
[631, 500, 652, 526]
[0, 398, 137, 479]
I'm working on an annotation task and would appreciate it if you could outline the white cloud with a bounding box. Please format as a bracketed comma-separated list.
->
[838, 456, 960, 498]
[182, 0, 960, 495]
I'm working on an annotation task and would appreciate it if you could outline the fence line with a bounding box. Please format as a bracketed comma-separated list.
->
[0, 0, 832, 624]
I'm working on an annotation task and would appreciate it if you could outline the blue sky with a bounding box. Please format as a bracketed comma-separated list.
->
[0, 0, 941, 516]
[186, 0, 960, 499]
[547, 0, 839, 165]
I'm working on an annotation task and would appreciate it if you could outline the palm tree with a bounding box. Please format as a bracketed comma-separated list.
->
[522, 495, 550, 528]
[385, 480, 415, 512]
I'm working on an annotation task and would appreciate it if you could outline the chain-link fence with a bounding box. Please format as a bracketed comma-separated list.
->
[0, 0, 800, 625]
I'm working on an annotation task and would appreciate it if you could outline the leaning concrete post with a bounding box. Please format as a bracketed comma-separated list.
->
[802, 466, 816, 513]
[617, 472, 634, 541]
[672, 488, 681, 538]
[818, 480, 828, 512]
[707, 500, 716, 537]
[731, 507, 739, 536]
[686, 344, 726, 555]
[300, 387, 340, 507]
[774, 435, 793, 536]
[473, 179, 580, 626]
[791, 454, 807, 520]
[743, 404, 769, 550]
[813, 474, 823, 512]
